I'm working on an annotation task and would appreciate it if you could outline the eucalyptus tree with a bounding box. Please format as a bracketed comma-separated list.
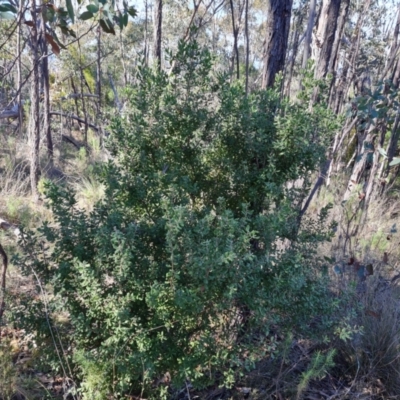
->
[153, 0, 162, 68]
[261, 0, 293, 89]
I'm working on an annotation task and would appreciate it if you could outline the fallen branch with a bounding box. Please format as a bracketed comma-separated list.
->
[62, 134, 90, 150]
[50, 111, 99, 131]
[60, 93, 99, 101]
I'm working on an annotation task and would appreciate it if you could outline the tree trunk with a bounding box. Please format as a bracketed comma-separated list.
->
[144, 0, 149, 67]
[29, 0, 40, 200]
[77, 39, 88, 144]
[343, 130, 376, 201]
[70, 77, 81, 128]
[245, 0, 249, 94]
[261, 0, 293, 89]
[96, 26, 103, 147]
[328, 0, 350, 109]
[383, 6, 400, 81]
[16, 0, 23, 137]
[40, 2, 53, 165]
[285, 11, 303, 96]
[333, 0, 371, 114]
[153, 0, 162, 69]
[229, 0, 240, 80]
[302, 0, 317, 70]
[313, 0, 342, 80]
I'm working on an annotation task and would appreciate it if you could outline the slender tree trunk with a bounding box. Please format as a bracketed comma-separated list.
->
[391, 54, 400, 87]
[77, 39, 88, 144]
[96, 27, 102, 111]
[29, 0, 40, 199]
[261, 0, 293, 89]
[16, 0, 23, 137]
[96, 26, 103, 147]
[383, 6, 400, 81]
[381, 109, 400, 189]
[328, 0, 349, 76]
[229, 0, 240, 80]
[343, 131, 376, 201]
[285, 11, 303, 96]
[314, 0, 342, 80]
[119, 30, 128, 85]
[328, 0, 350, 109]
[70, 77, 81, 128]
[144, 0, 149, 66]
[245, 0, 249, 94]
[302, 0, 317, 69]
[40, 2, 53, 165]
[334, 0, 370, 113]
[153, 0, 162, 69]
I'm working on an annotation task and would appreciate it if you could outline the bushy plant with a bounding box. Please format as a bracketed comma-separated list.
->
[0, 340, 17, 400]
[15, 40, 339, 398]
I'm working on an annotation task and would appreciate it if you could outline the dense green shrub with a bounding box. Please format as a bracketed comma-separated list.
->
[15, 41, 339, 398]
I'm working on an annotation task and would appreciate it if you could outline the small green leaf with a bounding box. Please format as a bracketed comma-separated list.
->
[0, 3, 16, 13]
[44, 7, 56, 22]
[80, 10, 93, 20]
[115, 13, 123, 30]
[100, 18, 115, 34]
[378, 147, 387, 158]
[389, 157, 400, 167]
[87, 4, 98, 13]
[51, 31, 67, 49]
[66, 0, 74, 22]
[127, 6, 136, 17]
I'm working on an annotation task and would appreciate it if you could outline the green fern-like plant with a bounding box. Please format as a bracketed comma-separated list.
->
[297, 349, 336, 399]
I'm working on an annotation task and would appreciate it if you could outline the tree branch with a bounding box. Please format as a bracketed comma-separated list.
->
[50, 111, 99, 131]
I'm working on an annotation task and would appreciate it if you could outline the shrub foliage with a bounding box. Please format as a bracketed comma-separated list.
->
[15, 41, 339, 397]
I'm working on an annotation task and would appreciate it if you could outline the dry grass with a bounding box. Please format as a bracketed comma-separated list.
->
[335, 277, 400, 398]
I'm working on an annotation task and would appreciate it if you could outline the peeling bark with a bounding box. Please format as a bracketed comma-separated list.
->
[153, 0, 162, 69]
[262, 0, 293, 89]
[314, 0, 342, 80]
[29, 0, 40, 200]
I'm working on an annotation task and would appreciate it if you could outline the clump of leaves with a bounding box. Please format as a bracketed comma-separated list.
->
[15, 40, 339, 398]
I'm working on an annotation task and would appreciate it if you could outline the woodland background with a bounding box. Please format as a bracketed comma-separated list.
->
[1, 0, 400, 399]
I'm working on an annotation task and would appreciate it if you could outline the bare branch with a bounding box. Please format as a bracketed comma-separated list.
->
[50, 111, 99, 132]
